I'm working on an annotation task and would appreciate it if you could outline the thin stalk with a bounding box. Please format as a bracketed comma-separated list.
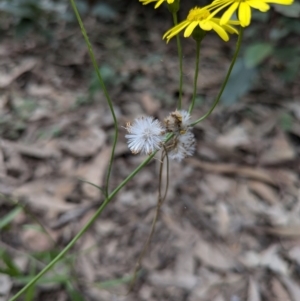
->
[191, 27, 244, 126]
[128, 149, 168, 292]
[8, 152, 155, 301]
[9, 134, 174, 301]
[172, 12, 183, 110]
[69, 0, 118, 197]
[188, 39, 201, 114]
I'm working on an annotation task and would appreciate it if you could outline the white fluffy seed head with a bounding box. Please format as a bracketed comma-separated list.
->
[164, 110, 191, 134]
[167, 130, 196, 162]
[125, 116, 166, 155]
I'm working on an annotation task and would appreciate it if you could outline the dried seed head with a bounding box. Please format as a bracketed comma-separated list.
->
[164, 110, 191, 134]
[125, 116, 166, 155]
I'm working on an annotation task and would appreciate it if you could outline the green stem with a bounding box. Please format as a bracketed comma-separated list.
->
[8, 153, 156, 301]
[9, 131, 173, 301]
[172, 12, 183, 110]
[191, 27, 244, 126]
[188, 39, 200, 114]
[69, 0, 118, 198]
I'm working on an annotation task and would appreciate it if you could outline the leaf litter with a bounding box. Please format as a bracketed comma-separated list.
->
[0, 1, 299, 300]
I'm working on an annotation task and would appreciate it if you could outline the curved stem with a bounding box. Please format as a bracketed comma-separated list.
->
[9, 133, 174, 301]
[8, 152, 156, 301]
[172, 12, 183, 110]
[69, 0, 118, 197]
[188, 39, 201, 114]
[191, 27, 244, 126]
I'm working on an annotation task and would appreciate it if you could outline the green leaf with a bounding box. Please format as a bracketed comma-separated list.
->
[273, 3, 300, 18]
[0, 207, 22, 230]
[280, 113, 293, 131]
[221, 58, 257, 105]
[274, 47, 299, 61]
[0, 249, 21, 276]
[92, 3, 117, 21]
[244, 43, 273, 68]
[93, 274, 139, 289]
[66, 282, 85, 301]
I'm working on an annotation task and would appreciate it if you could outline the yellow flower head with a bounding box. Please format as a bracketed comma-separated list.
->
[207, 0, 294, 27]
[139, 0, 174, 9]
[163, 7, 239, 43]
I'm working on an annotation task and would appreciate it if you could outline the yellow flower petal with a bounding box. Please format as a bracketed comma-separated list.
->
[154, 0, 165, 8]
[222, 23, 239, 34]
[163, 21, 189, 41]
[184, 21, 199, 37]
[248, 0, 270, 11]
[167, 0, 175, 3]
[220, 2, 239, 25]
[239, 2, 251, 27]
[163, 6, 238, 43]
[210, 21, 230, 41]
[264, 0, 294, 4]
[200, 21, 213, 31]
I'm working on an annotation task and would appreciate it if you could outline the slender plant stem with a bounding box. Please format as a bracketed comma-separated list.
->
[191, 27, 244, 126]
[189, 39, 201, 114]
[69, 0, 118, 198]
[128, 149, 169, 292]
[172, 12, 183, 110]
[8, 152, 157, 301]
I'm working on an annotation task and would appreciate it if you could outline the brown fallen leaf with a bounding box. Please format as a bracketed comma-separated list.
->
[188, 158, 297, 188]
[76, 146, 112, 199]
[241, 245, 288, 275]
[259, 131, 296, 165]
[3, 150, 30, 182]
[0, 58, 37, 88]
[59, 127, 106, 157]
[140, 92, 161, 115]
[272, 277, 292, 301]
[216, 126, 250, 149]
[193, 238, 237, 271]
[264, 226, 300, 237]
[148, 270, 198, 290]
[248, 277, 261, 301]
[280, 275, 300, 301]
[0, 139, 60, 159]
[14, 179, 77, 217]
[288, 246, 300, 265]
[213, 295, 226, 301]
[22, 228, 54, 252]
[248, 181, 279, 205]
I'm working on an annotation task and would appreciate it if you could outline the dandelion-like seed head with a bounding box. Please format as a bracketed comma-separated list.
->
[125, 116, 165, 155]
[164, 110, 191, 134]
[167, 131, 196, 162]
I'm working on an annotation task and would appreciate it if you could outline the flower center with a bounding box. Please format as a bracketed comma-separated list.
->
[143, 129, 152, 140]
[187, 7, 210, 22]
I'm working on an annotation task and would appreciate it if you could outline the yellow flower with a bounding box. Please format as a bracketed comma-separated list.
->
[163, 7, 239, 43]
[139, 0, 174, 9]
[207, 0, 294, 27]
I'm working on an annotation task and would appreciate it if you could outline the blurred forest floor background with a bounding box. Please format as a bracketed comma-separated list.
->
[0, 0, 300, 300]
